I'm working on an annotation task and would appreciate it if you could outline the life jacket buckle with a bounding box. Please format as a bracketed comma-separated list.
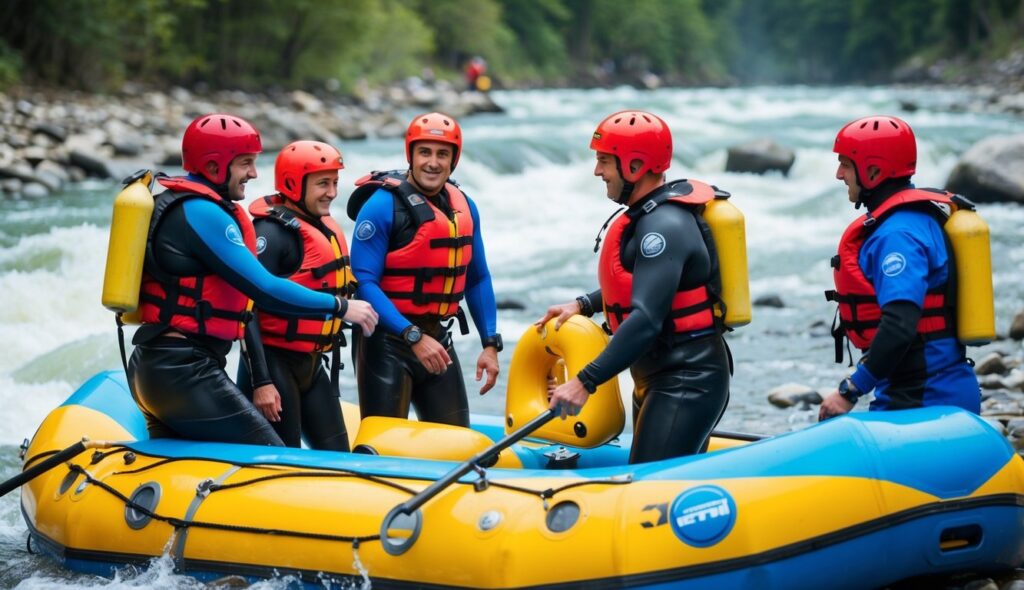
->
[642, 200, 658, 213]
[862, 215, 877, 227]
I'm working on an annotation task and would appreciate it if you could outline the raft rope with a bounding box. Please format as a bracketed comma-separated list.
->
[35, 444, 636, 550]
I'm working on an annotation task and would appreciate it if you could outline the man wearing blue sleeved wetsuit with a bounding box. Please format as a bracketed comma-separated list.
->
[348, 112, 501, 427]
[819, 115, 980, 420]
[128, 114, 377, 445]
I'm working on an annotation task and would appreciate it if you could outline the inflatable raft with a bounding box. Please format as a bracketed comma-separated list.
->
[17, 320, 1024, 589]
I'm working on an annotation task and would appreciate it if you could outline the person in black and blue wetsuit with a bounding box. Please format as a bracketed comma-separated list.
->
[537, 111, 731, 464]
[129, 114, 378, 446]
[819, 115, 980, 420]
[347, 112, 501, 427]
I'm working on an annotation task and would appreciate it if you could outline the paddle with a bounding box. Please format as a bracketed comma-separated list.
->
[379, 409, 556, 556]
[0, 438, 113, 498]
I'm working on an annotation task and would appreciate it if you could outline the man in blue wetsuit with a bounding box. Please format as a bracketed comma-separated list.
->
[538, 111, 731, 463]
[347, 112, 501, 427]
[819, 115, 980, 420]
[129, 114, 378, 445]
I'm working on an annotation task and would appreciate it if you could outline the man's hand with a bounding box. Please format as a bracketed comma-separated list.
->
[818, 391, 854, 422]
[253, 384, 282, 422]
[548, 377, 589, 419]
[535, 301, 581, 332]
[343, 299, 379, 336]
[476, 347, 499, 395]
[412, 334, 452, 375]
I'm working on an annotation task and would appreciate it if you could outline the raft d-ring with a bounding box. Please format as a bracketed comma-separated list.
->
[379, 505, 423, 556]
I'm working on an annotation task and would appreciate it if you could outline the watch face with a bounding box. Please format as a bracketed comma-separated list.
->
[406, 327, 422, 344]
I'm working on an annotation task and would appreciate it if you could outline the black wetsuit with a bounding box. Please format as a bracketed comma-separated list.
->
[128, 179, 341, 446]
[236, 218, 349, 451]
[579, 188, 731, 463]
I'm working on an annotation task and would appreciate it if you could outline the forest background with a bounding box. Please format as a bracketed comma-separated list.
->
[1, 0, 1022, 92]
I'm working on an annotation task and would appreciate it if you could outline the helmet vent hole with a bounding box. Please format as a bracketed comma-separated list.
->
[320, 157, 326, 163]
[199, 118, 210, 128]
[232, 119, 241, 128]
[642, 115, 651, 123]
[443, 119, 450, 126]
[219, 118, 227, 130]
[872, 121, 879, 130]
[629, 116, 636, 125]
[859, 122, 867, 129]
[285, 179, 294, 190]
[613, 117, 621, 124]
[889, 120, 899, 129]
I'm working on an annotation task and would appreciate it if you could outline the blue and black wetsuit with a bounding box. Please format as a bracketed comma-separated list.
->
[579, 190, 730, 463]
[349, 184, 497, 427]
[850, 184, 980, 412]
[128, 175, 340, 446]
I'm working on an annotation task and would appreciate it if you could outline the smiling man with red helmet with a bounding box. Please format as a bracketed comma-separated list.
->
[128, 115, 376, 446]
[537, 111, 732, 464]
[347, 112, 501, 427]
[239, 140, 377, 450]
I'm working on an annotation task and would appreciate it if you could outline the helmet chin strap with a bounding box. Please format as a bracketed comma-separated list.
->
[614, 158, 636, 205]
[294, 180, 317, 218]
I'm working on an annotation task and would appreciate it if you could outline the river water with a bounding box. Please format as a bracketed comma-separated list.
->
[0, 85, 1022, 588]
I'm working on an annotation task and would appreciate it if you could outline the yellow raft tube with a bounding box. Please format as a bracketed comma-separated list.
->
[19, 319, 1024, 589]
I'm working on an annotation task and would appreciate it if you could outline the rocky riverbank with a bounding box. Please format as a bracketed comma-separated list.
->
[0, 78, 502, 200]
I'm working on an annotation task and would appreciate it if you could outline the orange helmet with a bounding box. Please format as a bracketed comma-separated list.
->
[182, 113, 262, 184]
[590, 111, 672, 183]
[405, 112, 462, 171]
[274, 141, 344, 203]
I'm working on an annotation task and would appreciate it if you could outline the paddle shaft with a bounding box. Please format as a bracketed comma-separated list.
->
[0, 439, 89, 498]
[398, 409, 556, 515]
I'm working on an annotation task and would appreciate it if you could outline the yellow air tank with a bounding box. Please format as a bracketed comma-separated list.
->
[101, 171, 154, 314]
[703, 194, 751, 327]
[945, 198, 995, 345]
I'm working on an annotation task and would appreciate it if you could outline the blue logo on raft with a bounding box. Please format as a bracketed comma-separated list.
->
[669, 485, 737, 547]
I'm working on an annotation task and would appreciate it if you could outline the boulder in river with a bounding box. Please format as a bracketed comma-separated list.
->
[946, 134, 1024, 204]
[725, 139, 795, 176]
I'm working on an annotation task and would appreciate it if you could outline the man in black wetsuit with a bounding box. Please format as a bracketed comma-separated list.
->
[129, 115, 377, 446]
[237, 140, 360, 450]
[537, 110, 730, 463]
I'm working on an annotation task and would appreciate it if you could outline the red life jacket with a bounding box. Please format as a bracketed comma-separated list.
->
[248, 195, 355, 352]
[597, 179, 719, 336]
[825, 188, 956, 355]
[138, 177, 255, 341]
[349, 171, 474, 320]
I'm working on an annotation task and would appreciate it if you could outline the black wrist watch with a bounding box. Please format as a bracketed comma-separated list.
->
[837, 378, 860, 405]
[483, 333, 503, 352]
[402, 325, 423, 346]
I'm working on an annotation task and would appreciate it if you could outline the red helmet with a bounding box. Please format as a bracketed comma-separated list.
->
[406, 112, 462, 171]
[833, 115, 916, 190]
[590, 111, 672, 183]
[182, 113, 263, 184]
[275, 140, 344, 203]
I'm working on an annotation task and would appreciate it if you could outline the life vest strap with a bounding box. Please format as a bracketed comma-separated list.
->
[384, 289, 465, 305]
[668, 299, 715, 318]
[310, 256, 351, 279]
[382, 265, 468, 279]
[428, 236, 474, 249]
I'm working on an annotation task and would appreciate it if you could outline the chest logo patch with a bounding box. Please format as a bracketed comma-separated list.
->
[882, 252, 907, 277]
[255, 236, 267, 254]
[640, 232, 666, 258]
[224, 224, 245, 247]
[356, 220, 376, 241]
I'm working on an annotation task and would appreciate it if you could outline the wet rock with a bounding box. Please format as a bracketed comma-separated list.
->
[945, 134, 1024, 204]
[975, 352, 1009, 376]
[964, 579, 998, 590]
[725, 139, 796, 176]
[15, 99, 33, 117]
[981, 396, 1023, 418]
[69, 149, 113, 178]
[0, 162, 36, 182]
[1, 177, 23, 196]
[1009, 310, 1024, 340]
[754, 294, 785, 308]
[21, 146, 47, 166]
[808, 320, 831, 338]
[496, 299, 526, 311]
[1001, 579, 1024, 590]
[291, 90, 323, 113]
[109, 138, 143, 157]
[767, 383, 822, 409]
[1006, 418, 1024, 450]
[21, 182, 49, 199]
[979, 374, 1007, 389]
[1002, 370, 1024, 391]
[31, 122, 67, 143]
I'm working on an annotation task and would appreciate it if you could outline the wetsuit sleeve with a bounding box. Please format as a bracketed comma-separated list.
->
[578, 206, 705, 386]
[850, 301, 922, 393]
[586, 289, 603, 312]
[254, 219, 303, 276]
[180, 199, 336, 316]
[350, 190, 411, 335]
[463, 197, 499, 344]
[242, 319, 272, 389]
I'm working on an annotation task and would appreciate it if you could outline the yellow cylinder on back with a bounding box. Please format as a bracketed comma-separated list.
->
[703, 197, 751, 327]
[101, 172, 154, 314]
[945, 208, 995, 345]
